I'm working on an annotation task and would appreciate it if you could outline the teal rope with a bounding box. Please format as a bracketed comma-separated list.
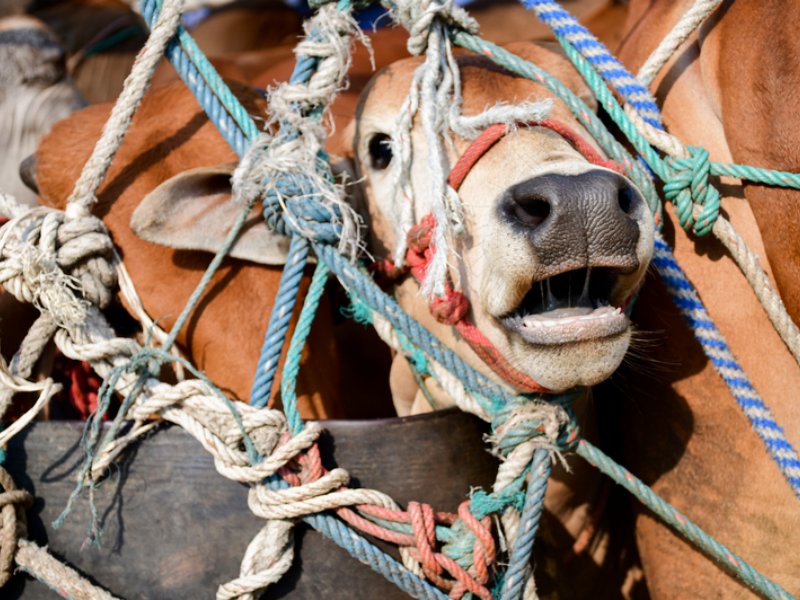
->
[576, 439, 794, 600]
[280, 262, 329, 435]
[159, 194, 259, 353]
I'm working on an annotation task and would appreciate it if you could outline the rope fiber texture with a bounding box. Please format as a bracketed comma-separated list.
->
[0, 0, 797, 599]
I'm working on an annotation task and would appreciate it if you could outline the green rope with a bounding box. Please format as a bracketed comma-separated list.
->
[453, 28, 800, 238]
[576, 440, 794, 600]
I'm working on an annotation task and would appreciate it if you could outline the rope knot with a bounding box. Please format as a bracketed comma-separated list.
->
[231, 3, 365, 260]
[490, 400, 579, 459]
[391, 0, 479, 55]
[430, 290, 469, 325]
[664, 145, 721, 236]
[0, 198, 117, 319]
[407, 215, 435, 253]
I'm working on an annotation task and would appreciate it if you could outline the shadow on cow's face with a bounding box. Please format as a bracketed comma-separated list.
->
[351, 43, 655, 393]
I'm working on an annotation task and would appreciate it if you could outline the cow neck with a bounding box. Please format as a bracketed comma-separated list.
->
[376, 119, 624, 395]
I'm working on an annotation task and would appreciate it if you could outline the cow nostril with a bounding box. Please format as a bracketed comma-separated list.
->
[512, 197, 551, 228]
[618, 186, 636, 214]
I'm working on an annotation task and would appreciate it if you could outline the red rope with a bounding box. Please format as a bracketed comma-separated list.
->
[401, 216, 550, 394]
[277, 437, 496, 599]
[448, 119, 623, 192]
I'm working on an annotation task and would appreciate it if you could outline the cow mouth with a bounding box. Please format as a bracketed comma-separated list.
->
[500, 267, 629, 345]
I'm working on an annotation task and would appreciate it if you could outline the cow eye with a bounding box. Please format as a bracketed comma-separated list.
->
[368, 133, 393, 170]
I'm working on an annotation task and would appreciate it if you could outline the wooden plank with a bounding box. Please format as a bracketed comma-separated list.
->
[4, 409, 497, 598]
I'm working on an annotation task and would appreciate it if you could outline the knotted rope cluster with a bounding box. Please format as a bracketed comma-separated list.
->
[232, 3, 363, 259]
[1, 1, 796, 599]
[664, 146, 721, 236]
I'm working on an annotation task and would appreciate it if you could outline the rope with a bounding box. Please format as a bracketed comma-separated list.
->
[576, 440, 794, 600]
[652, 235, 800, 498]
[636, 0, 723, 87]
[65, 0, 185, 220]
[521, 0, 663, 128]
[500, 450, 550, 600]
[246, 0, 364, 408]
[0, 466, 120, 599]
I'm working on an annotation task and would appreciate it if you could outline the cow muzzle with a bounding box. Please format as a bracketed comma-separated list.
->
[496, 169, 647, 346]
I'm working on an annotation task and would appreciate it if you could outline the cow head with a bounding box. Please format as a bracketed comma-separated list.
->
[348, 42, 654, 403]
[126, 42, 654, 414]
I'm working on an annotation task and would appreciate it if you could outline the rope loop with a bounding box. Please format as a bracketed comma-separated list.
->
[0, 466, 32, 588]
[664, 146, 721, 237]
[260, 170, 346, 246]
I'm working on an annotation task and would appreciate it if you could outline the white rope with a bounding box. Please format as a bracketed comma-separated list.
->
[710, 213, 800, 364]
[116, 256, 186, 380]
[386, 1, 552, 299]
[636, 0, 724, 87]
[65, 0, 184, 219]
[15, 539, 122, 600]
[0, 359, 60, 447]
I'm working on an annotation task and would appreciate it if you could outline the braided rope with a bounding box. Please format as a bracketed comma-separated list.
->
[522, 0, 664, 127]
[652, 235, 800, 497]
[577, 440, 794, 600]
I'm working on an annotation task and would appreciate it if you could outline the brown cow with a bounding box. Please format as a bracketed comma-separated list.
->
[28, 17, 652, 599]
[614, 1, 800, 598]
[28, 0, 149, 103]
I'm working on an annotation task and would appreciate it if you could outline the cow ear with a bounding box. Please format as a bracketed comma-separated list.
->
[130, 164, 291, 265]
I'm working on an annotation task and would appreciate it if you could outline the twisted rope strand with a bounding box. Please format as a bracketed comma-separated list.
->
[66, 0, 185, 219]
[636, 0, 724, 86]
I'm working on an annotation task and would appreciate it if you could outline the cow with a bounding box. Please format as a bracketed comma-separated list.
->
[24, 22, 652, 600]
[26, 0, 149, 103]
[613, 1, 800, 597]
[0, 15, 84, 206]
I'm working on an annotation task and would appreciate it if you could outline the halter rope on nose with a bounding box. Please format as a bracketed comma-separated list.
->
[378, 119, 627, 394]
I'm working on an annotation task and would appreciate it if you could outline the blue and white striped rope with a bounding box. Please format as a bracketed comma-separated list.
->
[522, 0, 664, 129]
[653, 236, 800, 497]
[517, 0, 800, 500]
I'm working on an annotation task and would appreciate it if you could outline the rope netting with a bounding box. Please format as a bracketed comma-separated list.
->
[0, 0, 797, 599]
